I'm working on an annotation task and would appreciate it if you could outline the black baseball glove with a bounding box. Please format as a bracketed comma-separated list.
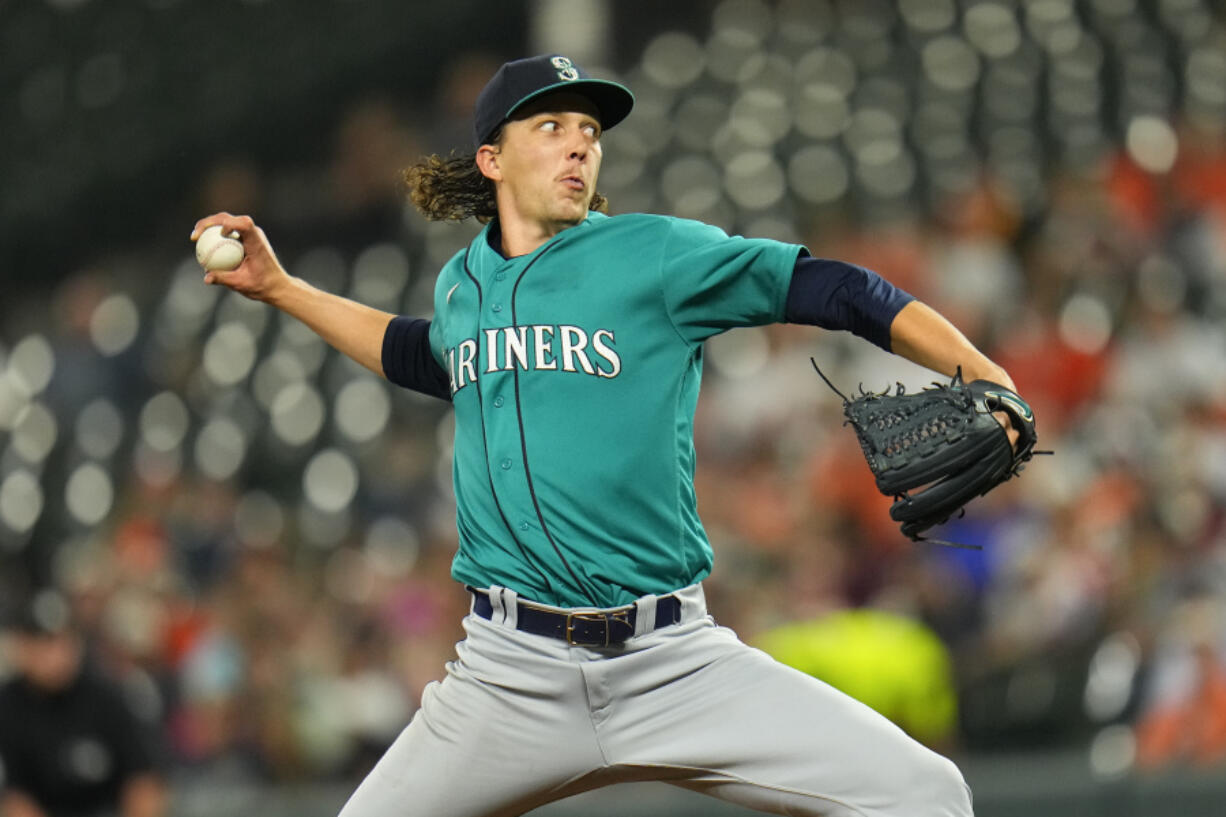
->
[815, 362, 1039, 545]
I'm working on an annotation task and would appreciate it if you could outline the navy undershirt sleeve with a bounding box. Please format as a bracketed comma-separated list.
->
[381, 316, 452, 402]
[784, 255, 915, 351]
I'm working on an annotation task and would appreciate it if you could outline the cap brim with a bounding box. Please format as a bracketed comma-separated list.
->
[505, 79, 635, 134]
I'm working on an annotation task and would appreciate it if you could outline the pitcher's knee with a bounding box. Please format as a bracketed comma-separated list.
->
[904, 753, 973, 817]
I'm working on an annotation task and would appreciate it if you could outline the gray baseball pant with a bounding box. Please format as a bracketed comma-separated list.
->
[337, 584, 973, 817]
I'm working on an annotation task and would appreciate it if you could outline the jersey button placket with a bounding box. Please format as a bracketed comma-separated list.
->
[487, 260, 531, 540]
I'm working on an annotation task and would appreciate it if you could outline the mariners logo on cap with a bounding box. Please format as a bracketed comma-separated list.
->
[551, 56, 580, 81]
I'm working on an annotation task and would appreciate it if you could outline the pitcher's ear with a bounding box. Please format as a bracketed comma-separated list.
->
[476, 145, 502, 182]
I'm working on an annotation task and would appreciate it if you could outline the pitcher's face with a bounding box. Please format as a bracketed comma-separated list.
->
[486, 92, 604, 230]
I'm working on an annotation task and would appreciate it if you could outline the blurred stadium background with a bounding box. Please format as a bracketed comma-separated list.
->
[2, 0, 1226, 815]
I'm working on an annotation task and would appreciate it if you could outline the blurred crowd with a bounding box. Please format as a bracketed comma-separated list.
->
[2, 0, 1226, 801]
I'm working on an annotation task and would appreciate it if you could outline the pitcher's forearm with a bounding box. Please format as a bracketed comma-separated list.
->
[267, 276, 396, 377]
[889, 301, 1015, 389]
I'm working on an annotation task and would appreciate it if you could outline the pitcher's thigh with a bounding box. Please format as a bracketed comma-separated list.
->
[338, 672, 604, 817]
[621, 634, 972, 817]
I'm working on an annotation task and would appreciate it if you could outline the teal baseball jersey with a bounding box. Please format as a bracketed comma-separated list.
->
[428, 212, 804, 608]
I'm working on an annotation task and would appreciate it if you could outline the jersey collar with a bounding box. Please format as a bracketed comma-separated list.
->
[475, 212, 606, 270]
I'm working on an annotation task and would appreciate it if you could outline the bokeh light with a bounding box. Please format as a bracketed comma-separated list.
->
[89, 293, 140, 356]
[351, 244, 410, 313]
[334, 378, 392, 444]
[6, 334, 55, 397]
[65, 462, 114, 526]
[303, 448, 359, 513]
[11, 400, 58, 464]
[233, 489, 285, 549]
[139, 391, 190, 452]
[75, 398, 125, 459]
[0, 469, 43, 535]
[252, 350, 308, 410]
[1125, 116, 1180, 174]
[788, 144, 849, 205]
[363, 515, 419, 578]
[194, 416, 248, 482]
[271, 381, 326, 447]
[202, 322, 258, 388]
[641, 32, 705, 89]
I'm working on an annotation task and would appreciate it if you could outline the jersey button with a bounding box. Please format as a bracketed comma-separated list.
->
[519, 521, 530, 531]
[495, 272, 506, 281]
[500, 458, 513, 470]
[493, 396, 505, 408]
[491, 303, 503, 313]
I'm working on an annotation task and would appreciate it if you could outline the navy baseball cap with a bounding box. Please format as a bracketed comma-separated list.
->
[472, 54, 635, 149]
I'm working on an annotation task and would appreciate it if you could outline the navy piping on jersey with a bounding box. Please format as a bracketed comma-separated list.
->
[507, 240, 602, 604]
[461, 247, 562, 599]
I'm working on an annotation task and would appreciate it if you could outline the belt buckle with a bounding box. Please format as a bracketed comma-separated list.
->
[566, 610, 632, 647]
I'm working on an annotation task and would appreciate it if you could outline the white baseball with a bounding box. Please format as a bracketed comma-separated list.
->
[195, 225, 245, 271]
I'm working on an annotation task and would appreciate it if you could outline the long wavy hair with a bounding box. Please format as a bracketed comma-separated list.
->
[402, 128, 609, 223]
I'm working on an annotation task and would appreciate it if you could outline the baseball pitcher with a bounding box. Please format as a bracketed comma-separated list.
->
[192, 54, 1037, 817]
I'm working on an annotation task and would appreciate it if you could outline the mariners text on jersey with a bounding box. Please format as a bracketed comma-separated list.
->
[446, 324, 622, 394]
